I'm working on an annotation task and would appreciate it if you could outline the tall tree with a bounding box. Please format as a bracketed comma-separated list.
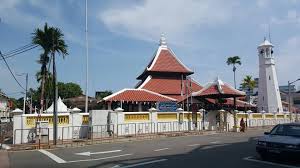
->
[241, 75, 256, 103]
[226, 56, 241, 132]
[32, 23, 51, 111]
[95, 90, 113, 100]
[57, 82, 82, 99]
[32, 23, 68, 111]
[226, 56, 241, 89]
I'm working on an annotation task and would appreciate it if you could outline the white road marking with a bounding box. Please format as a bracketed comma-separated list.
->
[66, 154, 133, 163]
[202, 144, 228, 150]
[75, 150, 122, 156]
[112, 159, 168, 168]
[154, 148, 169, 152]
[243, 156, 300, 168]
[210, 141, 220, 144]
[39, 149, 66, 163]
[187, 144, 200, 147]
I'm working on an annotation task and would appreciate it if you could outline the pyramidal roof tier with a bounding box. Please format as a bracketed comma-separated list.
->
[192, 77, 245, 98]
[103, 88, 177, 102]
[136, 75, 203, 95]
[258, 37, 273, 47]
[137, 34, 193, 79]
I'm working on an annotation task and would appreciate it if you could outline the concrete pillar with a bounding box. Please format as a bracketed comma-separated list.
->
[114, 107, 124, 125]
[219, 109, 225, 131]
[138, 103, 142, 112]
[149, 107, 157, 133]
[12, 110, 23, 144]
[177, 108, 183, 123]
[107, 102, 112, 110]
[69, 111, 82, 139]
[149, 107, 157, 123]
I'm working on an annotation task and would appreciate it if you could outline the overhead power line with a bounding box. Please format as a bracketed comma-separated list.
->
[0, 44, 38, 61]
[0, 51, 25, 91]
[3, 44, 34, 56]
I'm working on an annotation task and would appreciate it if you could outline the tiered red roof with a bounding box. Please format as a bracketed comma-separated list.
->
[103, 89, 176, 102]
[193, 78, 245, 98]
[147, 49, 193, 73]
[137, 46, 193, 79]
[137, 77, 203, 95]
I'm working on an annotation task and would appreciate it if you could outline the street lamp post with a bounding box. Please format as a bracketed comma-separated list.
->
[17, 73, 28, 113]
[288, 78, 300, 122]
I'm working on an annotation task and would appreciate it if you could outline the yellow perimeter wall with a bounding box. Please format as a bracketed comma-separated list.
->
[124, 114, 150, 122]
[26, 115, 69, 127]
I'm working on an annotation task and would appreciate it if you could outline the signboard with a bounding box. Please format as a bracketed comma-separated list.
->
[157, 102, 177, 112]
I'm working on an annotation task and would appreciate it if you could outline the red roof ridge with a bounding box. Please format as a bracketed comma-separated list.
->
[224, 82, 245, 95]
[226, 97, 256, 107]
[103, 88, 177, 102]
[192, 78, 245, 96]
[136, 75, 152, 89]
[147, 46, 193, 73]
[103, 88, 130, 101]
[190, 78, 203, 90]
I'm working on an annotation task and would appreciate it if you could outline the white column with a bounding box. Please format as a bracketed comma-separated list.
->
[138, 103, 142, 112]
[12, 111, 23, 144]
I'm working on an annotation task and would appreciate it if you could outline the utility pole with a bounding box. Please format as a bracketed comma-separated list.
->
[288, 81, 292, 122]
[52, 29, 58, 145]
[15, 72, 28, 114]
[85, 0, 89, 114]
[52, 51, 57, 145]
[24, 73, 28, 113]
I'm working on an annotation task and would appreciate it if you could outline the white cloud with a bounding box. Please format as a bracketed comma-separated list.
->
[277, 36, 300, 85]
[256, 0, 270, 8]
[0, 0, 55, 30]
[257, 0, 298, 8]
[99, 0, 237, 46]
[271, 10, 300, 25]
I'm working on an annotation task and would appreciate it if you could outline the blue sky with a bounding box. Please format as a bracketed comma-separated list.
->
[0, 0, 300, 98]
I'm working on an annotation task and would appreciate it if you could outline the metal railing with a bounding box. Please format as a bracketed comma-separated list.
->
[12, 121, 205, 146]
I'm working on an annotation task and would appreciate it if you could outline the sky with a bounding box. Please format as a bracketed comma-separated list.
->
[0, 0, 300, 98]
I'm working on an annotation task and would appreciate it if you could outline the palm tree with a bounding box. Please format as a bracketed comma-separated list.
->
[32, 23, 68, 111]
[35, 53, 50, 111]
[226, 56, 241, 132]
[226, 56, 241, 89]
[241, 75, 256, 103]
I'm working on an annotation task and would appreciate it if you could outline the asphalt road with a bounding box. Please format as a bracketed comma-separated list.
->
[8, 128, 300, 168]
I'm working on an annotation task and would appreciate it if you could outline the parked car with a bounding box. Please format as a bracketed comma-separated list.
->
[256, 123, 300, 160]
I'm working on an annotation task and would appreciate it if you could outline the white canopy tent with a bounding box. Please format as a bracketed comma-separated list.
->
[44, 97, 70, 113]
[71, 107, 81, 112]
[11, 108, 23, 113]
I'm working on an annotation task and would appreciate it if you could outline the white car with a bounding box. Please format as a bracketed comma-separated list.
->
[256, 123, 300, 160]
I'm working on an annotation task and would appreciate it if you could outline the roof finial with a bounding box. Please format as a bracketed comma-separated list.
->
[268, 23, 272, 43]
[159, 33, 167, 47]
[264, 36, 266, 41]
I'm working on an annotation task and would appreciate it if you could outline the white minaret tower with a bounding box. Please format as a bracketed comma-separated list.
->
[257, 38, 283, 113]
